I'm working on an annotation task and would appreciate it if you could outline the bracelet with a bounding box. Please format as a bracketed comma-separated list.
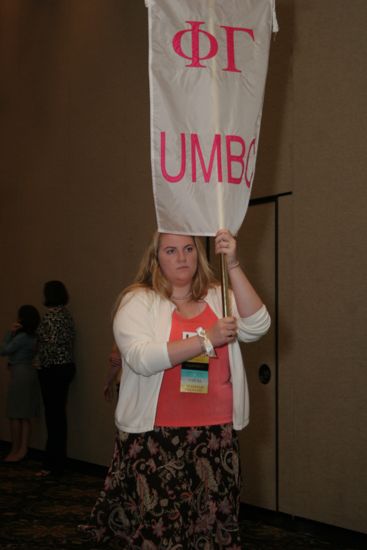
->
[196, 327, 216, 358]
[227, 260, 240, 271]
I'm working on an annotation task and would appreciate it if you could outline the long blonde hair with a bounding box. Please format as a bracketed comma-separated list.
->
[113, 232, 217, 315]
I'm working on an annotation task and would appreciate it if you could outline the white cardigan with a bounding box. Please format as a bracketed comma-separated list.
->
[113, 286, 271, 433]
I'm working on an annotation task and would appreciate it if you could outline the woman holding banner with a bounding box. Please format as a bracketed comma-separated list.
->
[81, 228, 270, 548]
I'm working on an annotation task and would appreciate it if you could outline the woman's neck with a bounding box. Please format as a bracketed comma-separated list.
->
[170, 286, 192, 302]
[170, 290, 192, 301]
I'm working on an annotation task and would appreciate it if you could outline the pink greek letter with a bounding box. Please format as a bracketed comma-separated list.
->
[221, 26, 255, 73]
[173, 21, 218, 68]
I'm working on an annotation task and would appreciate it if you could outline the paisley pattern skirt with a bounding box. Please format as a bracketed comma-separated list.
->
[81, 424, 242, 549]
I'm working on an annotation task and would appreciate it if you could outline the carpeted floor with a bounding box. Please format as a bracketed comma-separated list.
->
[0, 445, 366, 549]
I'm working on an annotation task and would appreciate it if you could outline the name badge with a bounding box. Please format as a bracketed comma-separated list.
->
[180, 331, 209, 394]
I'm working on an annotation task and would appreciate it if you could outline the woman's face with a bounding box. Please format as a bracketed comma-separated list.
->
[157, 234, 198, 288]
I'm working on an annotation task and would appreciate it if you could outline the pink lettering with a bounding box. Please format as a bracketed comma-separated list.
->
[160, 132, 186, 183]
[220, 26, 255, 73]
[191, 133, 223, 182]
[226, 135, 246, 184]
[172, 21, 218, 68]
[160, 131, 256, 186]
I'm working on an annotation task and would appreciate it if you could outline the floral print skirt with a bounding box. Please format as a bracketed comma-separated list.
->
[81, 423, 242, 549]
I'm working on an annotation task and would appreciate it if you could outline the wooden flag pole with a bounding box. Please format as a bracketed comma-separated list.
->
[207, 3, 229, 318]
[220, 252, 230, 317]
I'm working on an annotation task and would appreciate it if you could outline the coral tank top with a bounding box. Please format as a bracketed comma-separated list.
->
[155, 304, 233, 427]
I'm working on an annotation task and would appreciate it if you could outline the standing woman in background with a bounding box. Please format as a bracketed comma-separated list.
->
[37, 281, 75, 477]
[0, 305, 40, 462]
[81, 228, 270, 548]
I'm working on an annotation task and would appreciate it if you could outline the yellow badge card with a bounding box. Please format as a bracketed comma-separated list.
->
[180, 331, 209, 394]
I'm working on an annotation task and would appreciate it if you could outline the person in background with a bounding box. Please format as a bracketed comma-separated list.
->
[36, 280, 75, 477]
[80, 228, 270, 548]
[0, 305, 40, 462]
[103, 343, 122, 402]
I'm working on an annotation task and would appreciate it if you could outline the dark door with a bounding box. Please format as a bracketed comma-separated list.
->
[237, 202, 277, 510]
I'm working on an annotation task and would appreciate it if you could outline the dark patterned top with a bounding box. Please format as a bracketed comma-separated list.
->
[37, 307, 75, 368]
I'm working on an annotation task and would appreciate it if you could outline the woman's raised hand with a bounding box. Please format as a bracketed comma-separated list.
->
[11, 322, 22, 333]
[215, 229, 238, 269]
[207, 317, 238, 347]
[215, 229, 265, 318]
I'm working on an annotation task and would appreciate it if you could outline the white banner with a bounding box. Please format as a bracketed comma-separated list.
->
[146, 0, 278, 236]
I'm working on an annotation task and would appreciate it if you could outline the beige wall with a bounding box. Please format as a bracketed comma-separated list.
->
[0, 0, 366, 533]
[280, 0, 367, 533]
[0, 0, 154, 464]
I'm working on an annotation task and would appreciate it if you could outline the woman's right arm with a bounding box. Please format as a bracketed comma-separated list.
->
[167, 316, 238, 365]
[166, 336, 204, 366]
[113, 291, 172, 377]
[113, 291, 237, 376]
[0, 332, 23, 356]
[114, 291, 206, 376]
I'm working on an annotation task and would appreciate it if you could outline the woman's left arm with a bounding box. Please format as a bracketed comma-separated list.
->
[215, 229, 264, 318]
[0, 331, 23, 356]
